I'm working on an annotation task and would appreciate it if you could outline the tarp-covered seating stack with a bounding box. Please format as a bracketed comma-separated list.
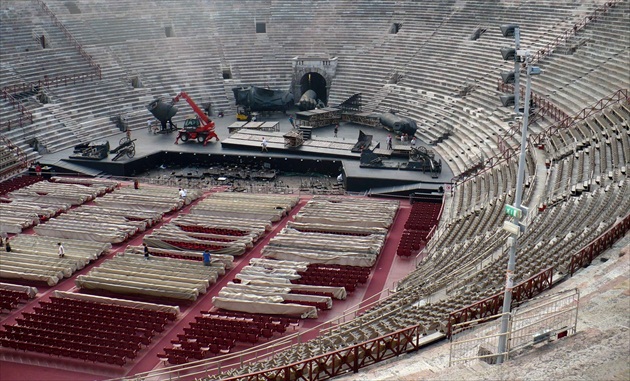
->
[263, 196, 399, 267]
[189, 193, 300, 222]
[0, 236, 110, 286]
[0, 179, 112, 234]
[33, 185, 196, 243]
[76, 251, 232, 301]
[144, 193, 299, 255]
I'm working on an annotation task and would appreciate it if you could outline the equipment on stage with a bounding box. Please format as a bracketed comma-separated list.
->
[379, 112, 418, 137]
[147, 99, 178, 133]
[283, 129, 305, 148]
[70, 140, 110, 160]
[232, 86, 293, 113]
[297, 89, 325, 111]
[351, 130, 373, 153]
[359, 144, 442, 177]
[171, 91, 219, 146]
[295, 107, 341, 129]
[110, 137, 136, 161]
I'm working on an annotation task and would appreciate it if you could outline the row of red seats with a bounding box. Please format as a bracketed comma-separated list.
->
[398, 202, 441, 256]
[193, 318, 262, 335]
[195, 316, 286, 333]
[15, 317, 151, 346]
[163, 239, 225, 251]
[0, 296, 21, 313]
[291, 228, 371, 237]
[289, 289, 336, 299]
[299, 269, 369, 284]
[176, 334, 236, 349]
[203, 309, 299, 326]
[303, 265, 371, 277]
[1, 331, 136, 360]
[22, 312, 154, 338]
[291, 277, 357, 292]
[39, 302, 168, 327]
[0, 175, 43, 197]
[185, 235, 232, 243]
[176, 224, 249, 237]
[0, 338, 126, 366]
[49, 296, 177, 321]
[166, 310, 296, 364]
[283, 299, 330, 310]
[148, 252, 202, 261]
[3, 325, 140, 352]
[30, 308, 165, 334]
[308, 263, 372, 273]
[0, 289, 31, 301]
[296, 272, 363, 286]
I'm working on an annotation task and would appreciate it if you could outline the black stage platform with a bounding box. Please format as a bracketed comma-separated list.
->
[38, 114, 454, 193]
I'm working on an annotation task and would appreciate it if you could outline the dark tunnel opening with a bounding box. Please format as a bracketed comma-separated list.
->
[300, 72, 327, 105]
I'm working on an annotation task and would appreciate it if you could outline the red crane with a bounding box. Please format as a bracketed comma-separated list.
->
[172, 91, 219, 145]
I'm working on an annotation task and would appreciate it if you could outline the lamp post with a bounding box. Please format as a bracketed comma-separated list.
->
[496, 27, 541, 364]
[500, 24, 521, 114]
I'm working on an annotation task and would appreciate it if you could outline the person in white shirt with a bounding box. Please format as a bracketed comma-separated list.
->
[261, 137, 269, 152]
[178, 188, 187, 199]
[58, 242, 65, 258]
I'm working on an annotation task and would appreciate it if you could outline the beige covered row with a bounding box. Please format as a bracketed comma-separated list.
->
[262, 247, 378, 268]
[75, 253, 224, 300]
[108, 254, 223, 279]
[286, 221, 389, 236]
[51, 177, 120, 193]
[174, 214, 272, 232]
[53, 290, 180, 315]
[190, 193, 299, 222]
[9, 181, 105, 205]
[0, 267, 63, 286]
[249, 258, 310, 272]
[0, 253, 80, 277]
[9, 235, 110, 262]
[221, 283, 333, 309]
[239, 265, 301, 280]
[244, 279, 347, 300]
[212, 296, 317, 319]
[75, 275, 200, 301]
[123, 246, 235, 270]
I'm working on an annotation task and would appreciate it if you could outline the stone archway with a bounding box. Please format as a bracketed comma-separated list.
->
[299, 72, 328, 104]
[292, 56, 338, 106]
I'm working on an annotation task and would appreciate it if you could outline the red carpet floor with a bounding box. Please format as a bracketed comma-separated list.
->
[0, 195, 429, 381]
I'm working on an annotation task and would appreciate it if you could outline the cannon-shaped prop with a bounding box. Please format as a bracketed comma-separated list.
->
[110, 137, 136, 161]
[147, 99, 178, 133]
[379, 112, 418, 137]
[298, 89, 325, 111]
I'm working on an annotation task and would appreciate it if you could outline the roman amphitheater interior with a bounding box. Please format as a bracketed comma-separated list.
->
[0, 1, 628, 380]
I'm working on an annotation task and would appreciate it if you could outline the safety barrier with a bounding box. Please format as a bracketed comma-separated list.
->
[447, 267, 554, 337]
[569, 213, 630, 276]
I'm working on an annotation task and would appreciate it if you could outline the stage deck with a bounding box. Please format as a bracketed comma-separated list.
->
[37, 112, 454, 192]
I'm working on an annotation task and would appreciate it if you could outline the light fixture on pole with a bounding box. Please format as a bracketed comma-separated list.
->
[496, 41, 541, 364]
[500, 24, 521, 114]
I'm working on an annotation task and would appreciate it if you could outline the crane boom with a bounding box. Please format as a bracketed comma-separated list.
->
[172, 91, 211, 124]
[171, 91, 218, 145]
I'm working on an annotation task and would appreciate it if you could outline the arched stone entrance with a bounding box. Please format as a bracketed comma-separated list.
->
[299, 72, 328, 104]
[291, 56, 338, 107]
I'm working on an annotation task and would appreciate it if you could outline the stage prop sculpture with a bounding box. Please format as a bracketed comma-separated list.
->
[232, 86, 294, 113]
